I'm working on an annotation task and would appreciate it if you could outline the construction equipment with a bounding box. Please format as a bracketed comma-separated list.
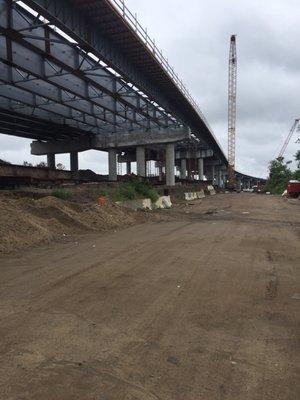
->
[227, 35, 237, 188]
[277, 118, 300, 160]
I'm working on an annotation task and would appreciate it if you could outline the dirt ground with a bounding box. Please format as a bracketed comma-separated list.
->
[0, 193, 299, 399]
[0, 193, 156, 253]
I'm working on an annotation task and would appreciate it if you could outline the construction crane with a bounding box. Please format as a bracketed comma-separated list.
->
[277, 118, 300, 159]
[228, 35, 237, 187]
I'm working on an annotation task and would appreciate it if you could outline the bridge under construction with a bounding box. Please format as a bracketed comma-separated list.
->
[0, 0, 263, 188]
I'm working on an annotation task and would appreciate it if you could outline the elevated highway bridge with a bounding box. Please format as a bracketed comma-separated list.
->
[0, 0, 259, 187]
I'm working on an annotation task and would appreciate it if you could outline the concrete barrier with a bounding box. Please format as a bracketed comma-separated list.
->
[207, 185, 216, 196]
[155, 195, 172, 209]
[184, 190, 205, 201]
[120, 198, 152, 211]
[119, 196, 172, 211]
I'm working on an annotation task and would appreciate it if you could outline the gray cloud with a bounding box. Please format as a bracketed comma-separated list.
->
[1, 0, 299, 177]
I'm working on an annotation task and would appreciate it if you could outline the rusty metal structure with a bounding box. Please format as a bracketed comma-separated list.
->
[228, 35, 237, 185]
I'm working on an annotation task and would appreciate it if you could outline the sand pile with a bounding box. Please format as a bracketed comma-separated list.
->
[0, 195, 143, 253]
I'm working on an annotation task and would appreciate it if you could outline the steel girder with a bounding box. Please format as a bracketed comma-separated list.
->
[16, 0, 176, 115]
[0, 0, 180, 140]
[0, 107, 91, 139]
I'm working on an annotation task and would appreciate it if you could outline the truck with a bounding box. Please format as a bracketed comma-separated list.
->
[287, 180, 300, 198]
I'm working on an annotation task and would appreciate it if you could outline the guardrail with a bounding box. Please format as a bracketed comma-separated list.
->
[108, 0, 224, 153]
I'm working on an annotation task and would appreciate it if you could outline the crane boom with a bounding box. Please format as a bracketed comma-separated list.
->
[278, 118, 300, 159]
[228, 35, 237, 185]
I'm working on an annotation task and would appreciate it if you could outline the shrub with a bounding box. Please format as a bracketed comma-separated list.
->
[112, 179, 159, 203]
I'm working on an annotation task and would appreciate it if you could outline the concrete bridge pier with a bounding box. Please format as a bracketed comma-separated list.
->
[108, 149, 117, 181]
[126, 161, 131, 175]
[198, 158, 204, 181]
[217, 167, 223, 188]
[70, 152, 79, 172]
[158, 164, 164, 182]
[166, 143, 175, 186]
[136, 146, 146, 177]
[47, 154, 56, 169]
[211, 165, 215, 184]
[180, 159, 187, 179]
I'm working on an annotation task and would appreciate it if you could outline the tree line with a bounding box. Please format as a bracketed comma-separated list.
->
[265, 150, 300, 194]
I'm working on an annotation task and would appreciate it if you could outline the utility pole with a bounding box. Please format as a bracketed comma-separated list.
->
[228, 35, 237, 187]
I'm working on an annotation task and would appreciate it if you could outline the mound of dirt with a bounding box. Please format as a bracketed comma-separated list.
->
[0, 195, 148, 254]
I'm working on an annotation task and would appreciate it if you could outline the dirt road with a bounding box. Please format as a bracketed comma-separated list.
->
[0, 193, 299, 399]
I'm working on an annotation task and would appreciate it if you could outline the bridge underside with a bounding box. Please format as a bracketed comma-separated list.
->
[0, 0, 263, 187]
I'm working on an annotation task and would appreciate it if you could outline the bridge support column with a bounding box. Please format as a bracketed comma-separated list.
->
[166, 143, 175, 186]
[126, 161, 131, 175]
[108, 149, 117, 181]
[187, 158, 194, 181]
[136, 146, 146, 177]
[70, 152, 79, 172]
[198, 158, 204, 180]
[180, 159, 187, 179]
[211, 165, 215, 184]
[158, 165, 163, 181]
[47, 154, 56, 169]
[217, 167, 223, 188]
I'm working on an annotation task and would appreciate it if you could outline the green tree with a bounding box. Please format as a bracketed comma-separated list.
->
[295, 150, 300, 169]
[265, 158, 292, 194]
[292, 150, 300, 180]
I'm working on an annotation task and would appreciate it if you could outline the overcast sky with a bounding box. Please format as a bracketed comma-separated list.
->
[1, 0, 299, 177]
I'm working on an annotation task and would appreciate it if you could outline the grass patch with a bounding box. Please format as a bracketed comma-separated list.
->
[113, 179, 159, 203]
[52, 188, 73, 200]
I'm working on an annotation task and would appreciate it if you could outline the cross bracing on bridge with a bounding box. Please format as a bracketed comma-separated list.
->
[0, 0, 183, 141]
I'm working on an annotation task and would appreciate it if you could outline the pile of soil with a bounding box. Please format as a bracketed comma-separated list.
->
[0, 195, 149, 254]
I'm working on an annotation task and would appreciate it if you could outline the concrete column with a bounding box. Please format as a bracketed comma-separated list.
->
[211, 165, 215, 184]
[126, 161, 131, 175]
[180, 159, 187, 179]
[158, 165, 163, 181]
[237, 179, 242, 191]
[198, 158, 204, 180]
[218, 168, 222, 188]
[108, 149, 117, 181]
[47, 154, 55, 169]
[214, 166, 219, 186]
[70, 151, 79, 172]
[166, 143, 175, 186]
[136, 146, 146, 177]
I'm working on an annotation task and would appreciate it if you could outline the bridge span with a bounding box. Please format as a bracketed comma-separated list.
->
[0, 0, 258, 187]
